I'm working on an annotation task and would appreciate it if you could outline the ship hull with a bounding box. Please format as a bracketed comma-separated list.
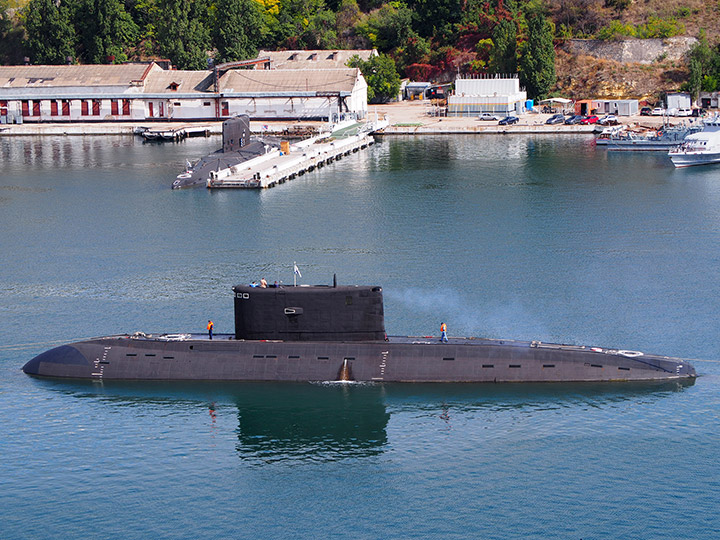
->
[23, 334, 696, 383]
[669, 152, 720, 168]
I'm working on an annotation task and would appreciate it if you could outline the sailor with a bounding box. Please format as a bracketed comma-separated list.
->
[260, 277, 268, 288]
[440, 322, 448, 343]
[250, 281, 258, 287]
[207, 320, 214, 340]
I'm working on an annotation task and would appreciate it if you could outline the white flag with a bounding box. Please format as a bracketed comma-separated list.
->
[294, 264, 302, 278]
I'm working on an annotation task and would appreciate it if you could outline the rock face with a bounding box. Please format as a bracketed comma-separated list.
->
[563, 37, 697, 64]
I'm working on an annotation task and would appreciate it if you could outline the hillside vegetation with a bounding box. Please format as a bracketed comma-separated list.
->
[2, 0, 720, 101]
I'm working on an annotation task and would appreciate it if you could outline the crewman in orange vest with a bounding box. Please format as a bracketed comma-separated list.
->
[440, 322, 448, 343]
[207, 320, 214, 340]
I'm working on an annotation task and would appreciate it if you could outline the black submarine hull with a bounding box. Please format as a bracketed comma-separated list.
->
[23, 282, 697, 383]
[23, 334, 696, 383]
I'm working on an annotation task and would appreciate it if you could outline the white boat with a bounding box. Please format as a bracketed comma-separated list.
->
[669, 114, 720, 167]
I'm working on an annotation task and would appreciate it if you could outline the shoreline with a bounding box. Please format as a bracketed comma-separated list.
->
[0, 101, 685, 137]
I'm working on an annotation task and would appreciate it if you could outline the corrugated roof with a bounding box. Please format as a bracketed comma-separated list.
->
[256, 50, 375, 70]
[142, 70, 214, 93]
[0, 64, 158, 88]
[220, 69, 360, 94]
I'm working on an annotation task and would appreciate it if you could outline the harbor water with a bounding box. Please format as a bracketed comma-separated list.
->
[1, 134, 719, 539]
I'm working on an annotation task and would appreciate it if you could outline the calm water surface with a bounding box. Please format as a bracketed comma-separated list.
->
[1, 134, 719, 539]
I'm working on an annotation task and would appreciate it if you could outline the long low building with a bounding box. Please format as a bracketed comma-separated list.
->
[0, 62, 368, 123]
[448, 76, 527, 117]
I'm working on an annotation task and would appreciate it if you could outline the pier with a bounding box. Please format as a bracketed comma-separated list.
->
[207, 131, 376, 189]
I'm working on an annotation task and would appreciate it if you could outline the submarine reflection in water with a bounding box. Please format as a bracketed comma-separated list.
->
[234, 383, 389, 463]
[29, 377, 693, 463]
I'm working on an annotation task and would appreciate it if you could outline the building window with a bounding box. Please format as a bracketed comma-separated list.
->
[111, 100, 119, 115]
[168, 82, 179, 91]
[203, 101, 211, 107]
[148, 102, 154, 117]
[81, 100, 89, 116]
[50, 101, 58, 116]
[173, 102, 181, 106]
[122, 99, 130, 115]
[62, 100, 70, 116]
[92, 99, 101, 116]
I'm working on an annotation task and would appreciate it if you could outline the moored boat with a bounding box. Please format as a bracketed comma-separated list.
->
[596, 122, 703, 151]
[669, 114, 720, 167]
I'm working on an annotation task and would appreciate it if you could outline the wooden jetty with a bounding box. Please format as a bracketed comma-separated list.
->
[207, 132, 375, 189]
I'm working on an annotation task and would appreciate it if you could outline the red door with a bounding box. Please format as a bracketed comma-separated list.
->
[32, 101, 41, 116]
[92, 99, 100, 115]
[81, 101, 89, 116]
[148, 102, 154, 117]
[62, 100, 70, 116]
[159, 102, 164, 117]
[221, 102, 229, 116]
[111, 100, 118, 115]
[122, 99, 130, 115]
[21, 101, 29, 116]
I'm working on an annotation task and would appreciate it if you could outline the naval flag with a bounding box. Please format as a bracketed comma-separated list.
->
[293, 263, 302, 278]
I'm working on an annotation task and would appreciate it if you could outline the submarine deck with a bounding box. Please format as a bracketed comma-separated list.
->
[111, 332, 681, 362]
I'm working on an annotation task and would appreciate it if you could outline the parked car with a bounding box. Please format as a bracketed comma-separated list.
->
[580, 115, 599, 125]
[675, 108, 692, 117]
[640, 107, 652, 116]
[499, 116, 519, 125]
[599, 114, 619, 125]
[545, 114, 564, 125]
[651, 107, 665, 116]
[478, 113, 500, 121]
[691, 108, 707, 117]
[564, 115, 583, 125]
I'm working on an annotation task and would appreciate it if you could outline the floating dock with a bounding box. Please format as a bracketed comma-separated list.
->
[137, 124, 212, 141]
[207, 131, 376, 189]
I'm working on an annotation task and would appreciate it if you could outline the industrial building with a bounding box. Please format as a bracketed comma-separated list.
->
[253, 50, 377, 70]
[447, 76, 527, 117]
[0, 59, 368, 124]
[575, 99, 639, 116]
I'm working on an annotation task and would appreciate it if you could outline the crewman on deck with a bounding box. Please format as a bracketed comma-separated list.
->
[260, 277, 268, 288]
[207, 320, 214, 340]
[440, 322, 448, 343]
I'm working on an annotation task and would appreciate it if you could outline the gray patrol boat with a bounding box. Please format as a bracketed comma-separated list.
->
[23, 278, 696, 383]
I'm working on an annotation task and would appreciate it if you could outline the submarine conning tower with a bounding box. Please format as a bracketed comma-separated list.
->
[232, 284, 385, 341]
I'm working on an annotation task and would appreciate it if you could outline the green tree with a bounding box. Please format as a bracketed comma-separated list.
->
[155, 0, 211, 69]
[519, 12, 555, 99]
[688, 57, 703, 100]
[409, 0, 462, 41]
[23, 0, 77, 64]
[355, 2, 414, 52]
[213, 0, 264, 62]
[348, 53, 401, 103]
[490, 19, 517, 74]
[73, 0, 139, 63]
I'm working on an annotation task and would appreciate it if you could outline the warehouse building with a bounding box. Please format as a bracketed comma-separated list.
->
[447, 76, 527, 117]
[0, 60, 368, 123]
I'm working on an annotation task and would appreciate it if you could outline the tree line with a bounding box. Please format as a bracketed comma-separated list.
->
[5, 0, 557, 99]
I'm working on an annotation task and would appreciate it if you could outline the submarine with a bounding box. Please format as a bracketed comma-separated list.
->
[172, 115, 272, 189]
[23, 279, 696, 383]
